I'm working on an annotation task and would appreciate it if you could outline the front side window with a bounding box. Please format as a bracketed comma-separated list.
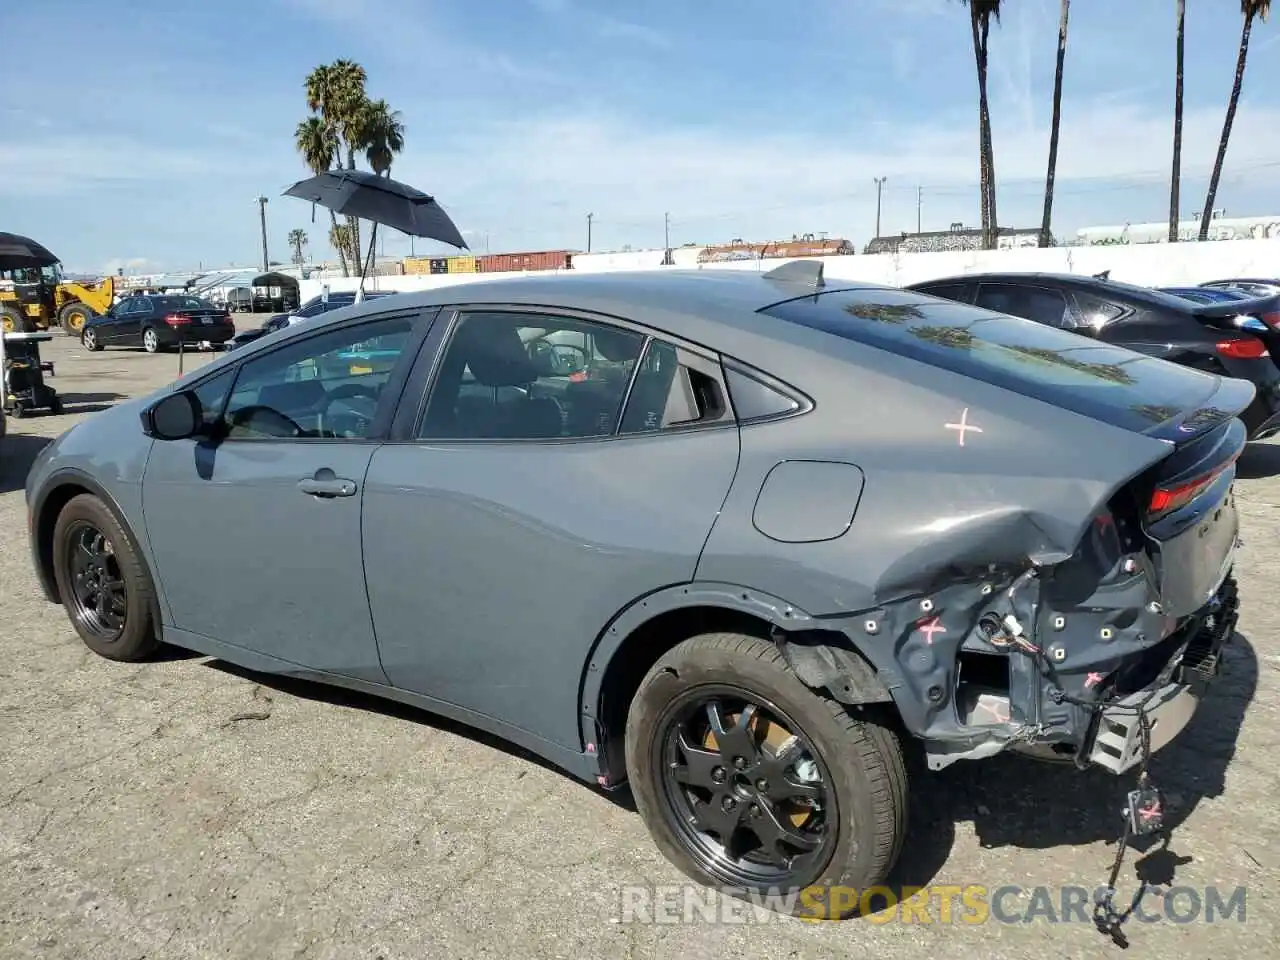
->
[220, 315, 414, 440]
[417, 311, 645, 440]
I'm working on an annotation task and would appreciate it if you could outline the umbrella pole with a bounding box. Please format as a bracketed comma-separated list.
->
[357, 222, 378, 302]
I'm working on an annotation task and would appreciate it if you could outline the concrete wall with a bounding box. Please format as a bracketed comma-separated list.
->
[297, 237, 1279, 303]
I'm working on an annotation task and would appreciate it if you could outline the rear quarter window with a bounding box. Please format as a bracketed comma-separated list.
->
[762, 289, 1219, 434]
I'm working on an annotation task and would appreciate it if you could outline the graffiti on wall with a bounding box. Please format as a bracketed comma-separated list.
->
[865, 228, 1042, 255]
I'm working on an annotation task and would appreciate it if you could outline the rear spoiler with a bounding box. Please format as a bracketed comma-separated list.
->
[1139, 374, 1255, 443]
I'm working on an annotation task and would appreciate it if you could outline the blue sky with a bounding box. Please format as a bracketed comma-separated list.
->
[4, 0, 1280, 273]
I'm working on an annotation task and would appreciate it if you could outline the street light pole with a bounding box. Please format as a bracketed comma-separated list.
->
[256, 196, 269, 271]
[586, 212, 594, 253]
[874, 177, 887, 239]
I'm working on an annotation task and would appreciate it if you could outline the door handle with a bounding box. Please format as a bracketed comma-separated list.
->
[297, 477, 357, 498]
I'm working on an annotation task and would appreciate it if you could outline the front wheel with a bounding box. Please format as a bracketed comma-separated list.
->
[51, 494, 160, 661]
[59, 302, 94, 335]
[625, 633, 908, 920]
[82, 328, 103, 351]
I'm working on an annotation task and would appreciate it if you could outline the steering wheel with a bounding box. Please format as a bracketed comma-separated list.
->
[228, 405, 304, 438]
[326, 383, 380, 404]
[323, 383, 380, 438]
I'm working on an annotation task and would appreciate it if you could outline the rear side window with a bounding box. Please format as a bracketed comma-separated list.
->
[975, 283, 1072, 328]
[915, 282, 973, 304]
[762, 289, 1219, 435]
[1073, 293, 1128, 330]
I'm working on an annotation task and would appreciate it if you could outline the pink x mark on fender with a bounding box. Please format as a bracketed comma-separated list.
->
[917, 617, 947, 645]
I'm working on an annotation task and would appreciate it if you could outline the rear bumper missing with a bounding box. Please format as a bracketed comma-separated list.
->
[1085, 574, 1236, 774]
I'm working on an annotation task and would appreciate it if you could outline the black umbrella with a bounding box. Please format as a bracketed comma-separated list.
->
[0, 232, 59, 271]
[283, 170, 468, 249]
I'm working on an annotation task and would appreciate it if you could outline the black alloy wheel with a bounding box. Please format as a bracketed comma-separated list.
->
[63, 520, 128, 641]
[657, 686, 836, 887]
[51, 493, 160, 661]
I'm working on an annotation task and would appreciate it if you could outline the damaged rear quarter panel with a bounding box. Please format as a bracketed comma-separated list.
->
[696, 339, 1180, 753]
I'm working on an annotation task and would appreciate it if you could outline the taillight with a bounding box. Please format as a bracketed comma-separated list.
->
[1215, 337, 1268, 359]
[1262, 311, 1280, 330]
[164, 314, 191, 327]
[1147, 450, 1242, 517]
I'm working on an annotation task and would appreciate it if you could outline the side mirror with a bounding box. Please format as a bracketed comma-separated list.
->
[141, 389, 203, 440]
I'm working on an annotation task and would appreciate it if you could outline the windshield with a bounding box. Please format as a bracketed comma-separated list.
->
[2, 264, 60, 284]
[764, 289, 1219, 434]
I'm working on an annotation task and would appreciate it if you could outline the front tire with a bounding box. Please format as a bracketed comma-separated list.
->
[59, 302, 94, 335]
[51, 494, 159, 662]
[625, 633, 907, 920]
[82, 328, 103, 351]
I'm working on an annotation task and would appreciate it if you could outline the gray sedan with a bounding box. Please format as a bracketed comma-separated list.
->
[24, 265, 1243, 919]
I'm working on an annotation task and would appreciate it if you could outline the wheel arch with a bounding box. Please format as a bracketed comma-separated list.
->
[578, 582, 895, 786]
[32, 469, 166, 633]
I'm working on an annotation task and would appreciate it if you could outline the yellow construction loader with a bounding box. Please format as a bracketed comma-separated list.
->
[0, 263, 115, 335]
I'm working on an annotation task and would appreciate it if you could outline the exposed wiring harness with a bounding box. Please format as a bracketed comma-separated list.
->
[989, 569, 1168, 947]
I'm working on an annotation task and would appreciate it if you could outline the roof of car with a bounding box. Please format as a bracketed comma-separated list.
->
[386, 268, 886, 319]
[297, 269, 906, 361]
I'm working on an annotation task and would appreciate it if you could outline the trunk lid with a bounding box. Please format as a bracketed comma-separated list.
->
[1115, 376, 1248, 619]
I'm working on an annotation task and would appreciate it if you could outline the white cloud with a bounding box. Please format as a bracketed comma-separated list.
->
[387, 94, 1280, 247]
[0, 138, 224, 195]
[100, 257, 154, 275]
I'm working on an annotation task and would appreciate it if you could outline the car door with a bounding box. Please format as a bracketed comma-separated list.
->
[118, 297, 153, 344]
[361, 307, 741, 749]
[140, 306, 433, 679]
[98, 299, 136, 343]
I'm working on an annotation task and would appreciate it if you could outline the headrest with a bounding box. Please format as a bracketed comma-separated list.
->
[593, 328, 643, 363]
[458, 319, 538, 387]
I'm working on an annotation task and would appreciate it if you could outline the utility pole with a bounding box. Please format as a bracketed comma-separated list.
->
[586, 212, 594, 253]
[256, 196, 269, 271]
[917, 186, 922, 233]
[664, 212, 670, 250]
[874, 177, 887, 239]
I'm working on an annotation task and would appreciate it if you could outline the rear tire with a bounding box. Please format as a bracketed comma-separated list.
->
[142, 327, 160, 353]
[625, 632, 908, 920]
[51, 494, 160, 662]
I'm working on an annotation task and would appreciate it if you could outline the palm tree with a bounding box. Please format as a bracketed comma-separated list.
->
[1170, 0, 1186, 242]
[1198, 1, 1272, 241]
[287, 229, 308, 266]
[1039, 0, 1071, 248]
[960, 1, 1003, 250]
[359, 99, 406, 177]
[303, 60, 372, 265]
[294, 115, 349, 276]
[329, 223, 357, 267]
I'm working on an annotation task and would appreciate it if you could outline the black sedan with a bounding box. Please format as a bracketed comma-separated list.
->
[81, 295, 236, 353]
[906, 271, 1280, 440]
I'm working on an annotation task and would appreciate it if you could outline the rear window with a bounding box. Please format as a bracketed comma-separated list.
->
[153, 296, 215, 311]
[763, 289, 1219, 434]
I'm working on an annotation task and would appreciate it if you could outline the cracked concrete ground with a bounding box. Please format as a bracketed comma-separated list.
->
[1, 334, 1277, 959]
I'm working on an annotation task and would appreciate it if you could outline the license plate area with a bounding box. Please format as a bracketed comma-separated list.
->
[1148, 483, 1237, 620]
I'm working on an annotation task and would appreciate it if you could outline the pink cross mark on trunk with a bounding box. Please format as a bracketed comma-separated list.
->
[945, 407, 984, 447]
[1085, 672, 1105, 688]
[917, 617, 947, 645]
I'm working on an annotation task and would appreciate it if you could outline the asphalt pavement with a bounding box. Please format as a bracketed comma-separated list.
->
[1, 331, 1277, 959]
